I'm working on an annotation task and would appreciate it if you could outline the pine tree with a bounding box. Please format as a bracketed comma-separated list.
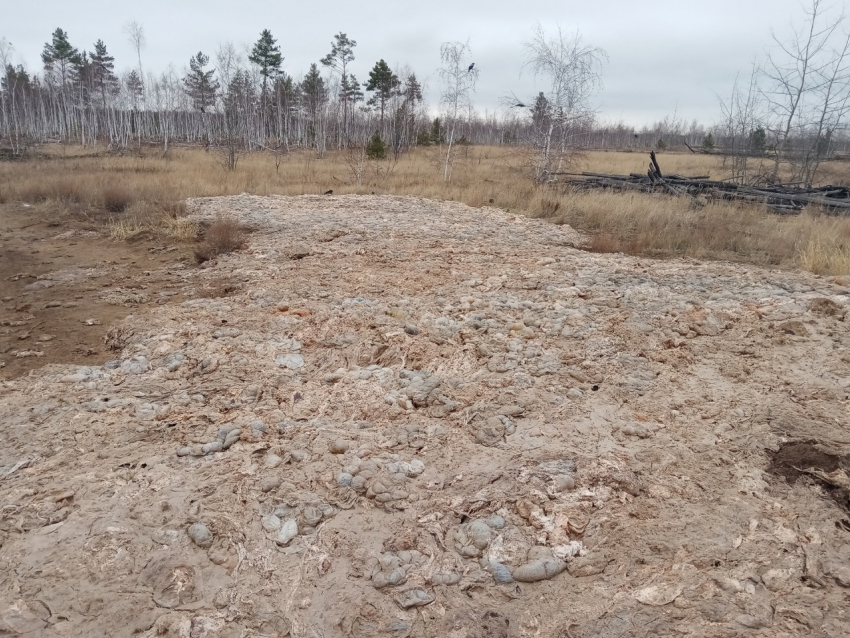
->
[183, 52, 219, 112]
[41, 28, 81, 87]
[126, 70, 144, 109]
[71, 51, 92, 86]
[403, 74, 423, 104]
[321, 33, 357, 138]
[90, 40, 118, 106]
[248, 30, 282, 99]
[750, 127, 767, 155]
[365, 59, 400, 125]
[300, 63, 327, 119]
[430, 117, 445, 144]
[2, 64, 32, 97]
[342, 73, 364, 106]
[365, 131, 386, 159]
[531, 92, 551, 130]
[320, 32, 357, 77]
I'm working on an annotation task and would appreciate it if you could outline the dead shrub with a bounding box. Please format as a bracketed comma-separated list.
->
[102, 186, 133, 212]
[540, 198, 561, 216]
[194, 216, 247, 263]
[158, 200, 187, 217]
[582, 233, 643, 255]
[584, 233, 625, 254]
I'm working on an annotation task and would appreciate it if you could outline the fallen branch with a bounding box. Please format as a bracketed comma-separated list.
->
[560, 152, 850, 215]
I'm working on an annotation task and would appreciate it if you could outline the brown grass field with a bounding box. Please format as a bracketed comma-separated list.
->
[1, 144, 849, 275]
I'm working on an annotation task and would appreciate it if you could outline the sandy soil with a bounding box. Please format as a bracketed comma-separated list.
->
[2, 194, 850, 637]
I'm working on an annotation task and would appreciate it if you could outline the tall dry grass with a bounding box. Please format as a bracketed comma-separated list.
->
[1, 144, 849, 274]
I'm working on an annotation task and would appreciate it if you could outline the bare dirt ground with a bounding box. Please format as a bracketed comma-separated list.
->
[2, 194, 850, 637]
[0, 202, 196, 380]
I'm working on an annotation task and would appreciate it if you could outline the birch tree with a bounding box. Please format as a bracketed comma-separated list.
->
[438, 40, 478, 181]
[516, 24, 606, 183]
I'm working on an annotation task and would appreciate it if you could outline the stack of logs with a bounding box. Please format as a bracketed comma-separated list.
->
[560, 151, 850, 215]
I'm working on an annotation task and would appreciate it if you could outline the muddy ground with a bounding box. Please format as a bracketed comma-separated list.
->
[0, 201, 202, 380]
[2, 195, 850, 637]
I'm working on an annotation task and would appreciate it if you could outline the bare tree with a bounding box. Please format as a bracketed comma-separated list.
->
[124, 21, 146, 150]
[438, 40, 478, 181]
[717, 64, 769, 184]
[513, 24, 606, 184]
[802, 28, 850, 183]
[763, 0, 847, 183]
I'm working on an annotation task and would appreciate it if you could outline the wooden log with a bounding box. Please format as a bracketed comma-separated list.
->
[649, 151, 663, 178]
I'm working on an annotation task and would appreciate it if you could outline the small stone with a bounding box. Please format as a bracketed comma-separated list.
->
[553, 474, 576, 491]
[164, 352, 185, 372]
[824, 560, 850, 587]
[329, 439, 350, 454]
[202, 441, 223, 455]
[394, 589, 434, 609]
[488, 561, 514, 584]
[265, 453, 283, 468]
[735, 614, 769, 629]
[762, 568, 794, 592]
[302, 506, 323, 526]
[276, 519, 298, 545]
[567, 388, 583, 399]
[276, 354, 305, 369]
[290, 449, 308, 462]
[187, 522, 213, 548]
[121, 356, 149, 375]
[621, 423, 650, 438]
[342, 462, 361, 475]
[221, 429, 241, 450]
[260, 476, 282, 492]
[338, 472, 353, 487]
[261, 514, 282, 532]
[430, 572, 461, 585]
[512, 557, 567, 582]
[404, 325, 420, 335]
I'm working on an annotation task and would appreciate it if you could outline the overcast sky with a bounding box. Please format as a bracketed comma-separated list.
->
[1, 0, 821, 126]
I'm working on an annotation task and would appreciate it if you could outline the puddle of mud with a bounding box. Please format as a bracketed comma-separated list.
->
[767, 441, 850, 483]
[768, 441, 850, 525]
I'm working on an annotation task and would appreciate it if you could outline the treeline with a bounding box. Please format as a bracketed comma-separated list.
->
[0, 28, 532, 157]
[0, 26, 767, 159]
[2, 12, 850, 177]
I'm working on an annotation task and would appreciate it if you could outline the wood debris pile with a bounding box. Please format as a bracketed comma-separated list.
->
[562, 151, 850, 214]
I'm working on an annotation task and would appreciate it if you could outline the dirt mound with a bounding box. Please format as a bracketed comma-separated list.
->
[2, 194, 850, 637]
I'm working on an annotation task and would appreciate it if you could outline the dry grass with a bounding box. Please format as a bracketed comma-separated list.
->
[798, 238, 850, 275]
[2, 144, 850, 274]
[104, 201, 200, 242]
